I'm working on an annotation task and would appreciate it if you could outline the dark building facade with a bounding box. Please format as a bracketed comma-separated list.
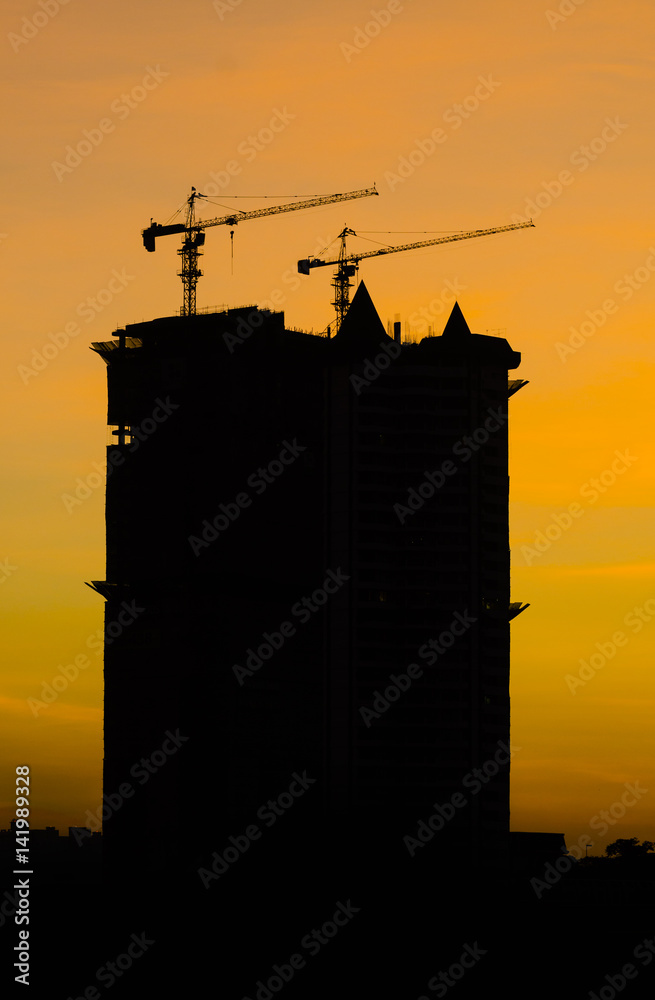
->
[89, 286, 526, 986]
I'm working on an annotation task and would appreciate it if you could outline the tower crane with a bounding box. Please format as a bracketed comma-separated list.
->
[142, 186, 379, 316]
[298, 221, 535, 332]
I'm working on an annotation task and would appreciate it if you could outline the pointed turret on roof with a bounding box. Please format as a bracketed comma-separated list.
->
[441, 301, 472, 339]
[333, 281, 391, 353]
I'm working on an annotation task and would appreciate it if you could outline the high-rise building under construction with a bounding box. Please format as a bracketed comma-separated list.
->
[89, 285, 526, 979]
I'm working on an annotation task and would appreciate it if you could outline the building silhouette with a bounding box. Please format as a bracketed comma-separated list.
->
[20, 287, 652, 996]
[87, 284, 528, 989]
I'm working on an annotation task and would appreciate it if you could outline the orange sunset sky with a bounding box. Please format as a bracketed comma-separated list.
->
[1, 0, 654, 856]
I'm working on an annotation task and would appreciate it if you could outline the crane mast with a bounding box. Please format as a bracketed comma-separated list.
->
[142, 185, 378, 316]
[178, 189, 204, 317]
[299, 220, 535, 331]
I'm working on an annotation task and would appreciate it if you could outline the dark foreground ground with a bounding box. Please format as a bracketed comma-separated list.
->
[2, 837, 655, 998]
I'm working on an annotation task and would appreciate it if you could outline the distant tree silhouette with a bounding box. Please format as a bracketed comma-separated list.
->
[605, 837, 654, 858]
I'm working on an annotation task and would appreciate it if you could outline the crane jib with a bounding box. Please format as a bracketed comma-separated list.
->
[185, 187, 378, 233]
[297, 220, 535, 271]
[300, 219, 535, 332]
[142, 184, 378, 314]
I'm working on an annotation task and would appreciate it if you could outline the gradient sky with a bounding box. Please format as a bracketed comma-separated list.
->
[2, 0, 654, 856]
